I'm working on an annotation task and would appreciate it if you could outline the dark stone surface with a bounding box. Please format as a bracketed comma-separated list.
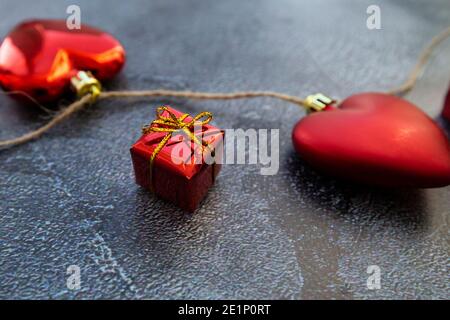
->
[0, 0, 449, 299]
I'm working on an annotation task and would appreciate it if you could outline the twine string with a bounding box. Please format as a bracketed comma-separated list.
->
[1, 25, 450, 149]
[386, 25, 450, 96]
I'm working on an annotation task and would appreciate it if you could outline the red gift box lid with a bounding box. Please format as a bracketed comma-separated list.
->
[131, 107, 224, 179]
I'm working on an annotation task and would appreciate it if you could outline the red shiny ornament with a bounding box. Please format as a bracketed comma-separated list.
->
[0, 19, 125, 102]
[442, 85, 450, 122]
[292, 93, 450, 187]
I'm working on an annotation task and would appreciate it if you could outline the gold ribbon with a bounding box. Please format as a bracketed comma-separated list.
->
[142, 106, 214, 192]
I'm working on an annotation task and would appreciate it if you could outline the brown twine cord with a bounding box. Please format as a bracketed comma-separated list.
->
[0, 94, 92, 148]
[100, 90, 307, 108]
[0, 90, 307, 149]
[1, 26, 449, 149]
[386, 25, 450, 96]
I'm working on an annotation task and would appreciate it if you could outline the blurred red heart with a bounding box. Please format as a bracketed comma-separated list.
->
[442, 85, 450, 122]
[0, 19, 125, 102]
[292, 93, 450, 187]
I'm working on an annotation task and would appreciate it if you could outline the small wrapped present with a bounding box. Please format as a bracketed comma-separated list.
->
[130, 106, 224, 212]
[443, 85, 450, 122]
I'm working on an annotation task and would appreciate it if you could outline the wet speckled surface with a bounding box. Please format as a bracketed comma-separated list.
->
[0, 0, 449, 299]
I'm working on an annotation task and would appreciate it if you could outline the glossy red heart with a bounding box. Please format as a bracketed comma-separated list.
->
[0, 19, 125, 102]
[292, 93, 450, 187]
[442, 85, 450, 122]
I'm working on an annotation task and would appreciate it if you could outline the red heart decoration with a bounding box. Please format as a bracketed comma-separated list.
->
[0, 19, 125, 102]
[442, 85, 450, 122]
[292, 93, 450, 188]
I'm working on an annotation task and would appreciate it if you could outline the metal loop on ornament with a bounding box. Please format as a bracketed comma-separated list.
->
[70, 71, 102, 103]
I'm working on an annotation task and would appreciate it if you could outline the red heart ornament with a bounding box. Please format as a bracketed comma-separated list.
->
[0, 19, 125, 102]
[292, 93, 450, 188]
[442, 85, 450, 122]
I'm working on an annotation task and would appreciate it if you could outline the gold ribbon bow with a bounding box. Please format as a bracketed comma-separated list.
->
[142, 106, 214, 191]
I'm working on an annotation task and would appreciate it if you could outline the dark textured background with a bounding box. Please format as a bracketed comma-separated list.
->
[0, 0, 449, 299]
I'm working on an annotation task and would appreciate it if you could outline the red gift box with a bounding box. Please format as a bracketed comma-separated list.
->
[130, 106, 224, 212]
[443, 86, 450, 122]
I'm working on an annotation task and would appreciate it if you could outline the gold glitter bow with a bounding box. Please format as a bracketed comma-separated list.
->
[142, 106, 214, 191]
